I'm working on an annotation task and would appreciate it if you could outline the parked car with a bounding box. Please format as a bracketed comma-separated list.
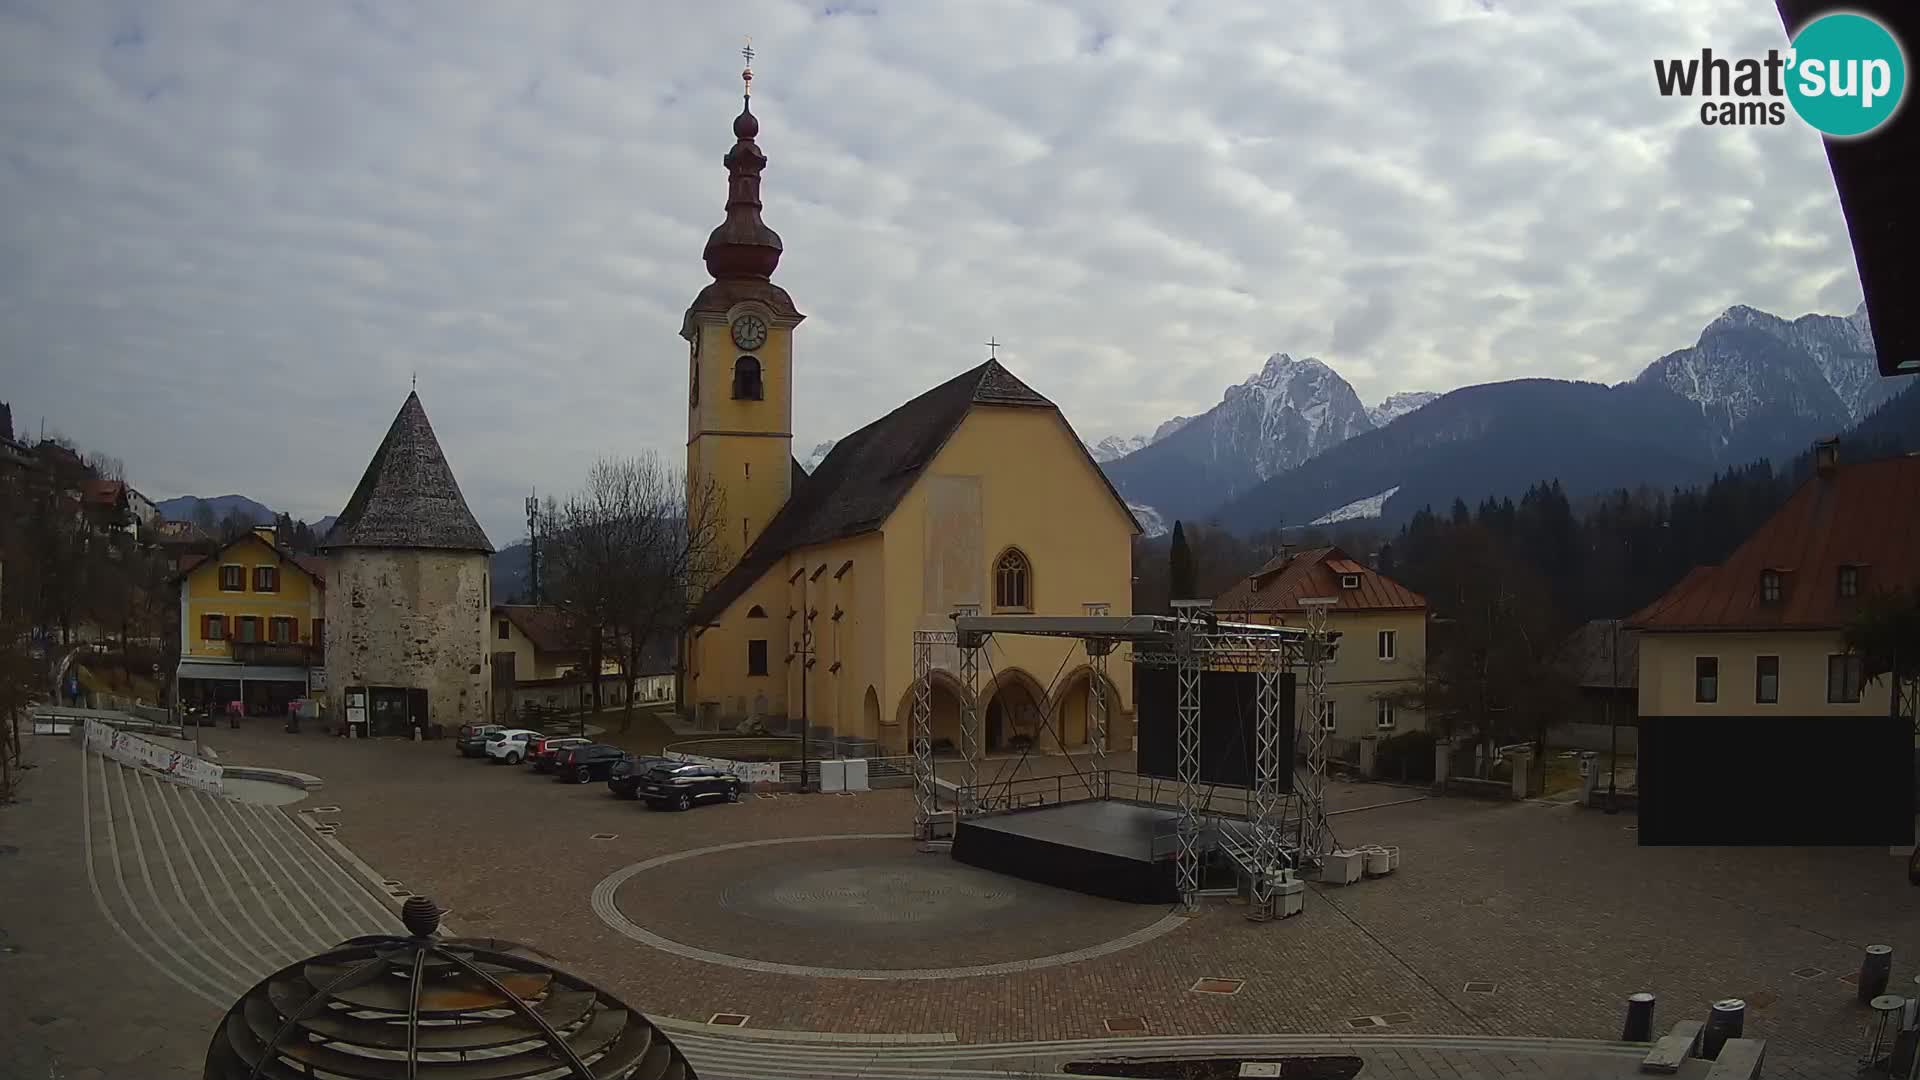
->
[484, 728, 544, 765]
[554, 743, 626, 784]
[637, 762, 742, 811]
[529, 736, 591, 773]
[456, 724, 504, 758]
[606, 755, 673, 799]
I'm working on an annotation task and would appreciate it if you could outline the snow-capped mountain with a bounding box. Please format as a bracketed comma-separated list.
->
[800, 440, 837, 473]
[1367, 391, 1440, 428]
[1633, 302, 1906, 464]
[1102, 354, 1376, 523]
[1086, 415, 1195, 464]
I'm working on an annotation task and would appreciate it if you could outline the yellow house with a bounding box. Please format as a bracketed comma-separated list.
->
[175, 526, 327, 714]
[1213, 546, 1429, 741]
[680, 90, 1138, 754]
[1627, 442, 1915, 721]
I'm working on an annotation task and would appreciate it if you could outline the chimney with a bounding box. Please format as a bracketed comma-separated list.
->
[1814, 437, 1839, 477]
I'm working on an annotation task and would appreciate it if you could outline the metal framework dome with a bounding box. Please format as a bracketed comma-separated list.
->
[203, 897, 696, 1080]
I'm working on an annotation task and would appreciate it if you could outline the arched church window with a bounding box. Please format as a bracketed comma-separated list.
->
[994, 548, 1032, 611]
[732, 356, 763, 400]
[747, 605, 767, 618]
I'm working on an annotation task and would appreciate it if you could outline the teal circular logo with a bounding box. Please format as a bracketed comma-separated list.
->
[1786, 13, 1907, 137]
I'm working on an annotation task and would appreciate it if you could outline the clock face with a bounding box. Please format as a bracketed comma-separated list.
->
[731, 314, 769, 351]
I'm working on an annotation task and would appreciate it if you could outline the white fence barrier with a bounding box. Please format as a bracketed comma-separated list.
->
[85, 718, 224, 795]
[662, 750, 782, 786]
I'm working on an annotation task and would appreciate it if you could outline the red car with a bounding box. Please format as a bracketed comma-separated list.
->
[528, 736, 590, 772]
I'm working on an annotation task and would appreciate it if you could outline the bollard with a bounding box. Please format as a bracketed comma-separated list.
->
[1861, 945, 1895, 1004]
[1621, 991, 1657, 1042]
[1702, 998, 1745, 1060]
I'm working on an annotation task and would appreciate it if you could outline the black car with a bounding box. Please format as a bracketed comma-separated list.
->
[638, 762, 742, 811]
[606, 755, 673, 799]
[554, 743, 625, 785]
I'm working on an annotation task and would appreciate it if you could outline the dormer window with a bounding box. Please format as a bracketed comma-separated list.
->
[1838, 565, 1861, 598]
[732, 356, 763, 400]
[1340, 574, 1361, 590]
[1759, 570, 1782, 605]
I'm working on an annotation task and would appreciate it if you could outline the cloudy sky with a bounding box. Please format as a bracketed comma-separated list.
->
[0, 0, 1867, 545]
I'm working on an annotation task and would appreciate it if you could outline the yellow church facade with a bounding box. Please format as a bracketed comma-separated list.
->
[679, 83, 1137, 755]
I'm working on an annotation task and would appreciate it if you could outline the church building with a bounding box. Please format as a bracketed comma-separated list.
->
[680, 71, 1139, 755]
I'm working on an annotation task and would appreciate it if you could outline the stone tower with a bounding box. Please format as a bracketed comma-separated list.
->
[319, 392, 494, 734]
[683, 75, 805, 560]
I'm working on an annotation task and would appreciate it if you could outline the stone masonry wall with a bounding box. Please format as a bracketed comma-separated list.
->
[324, 548, 491, 730]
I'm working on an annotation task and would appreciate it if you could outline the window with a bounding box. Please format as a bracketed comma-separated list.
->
[220, 564, 245, 591]
[1377, 629, 1396, 661]
[236, 616, 260, 643]
[1321, 699, 1337, 732]
[268, 617, 295, 644]
[1759, 571, 1781, 604]
[732, 356, 763, 400]
[747, 605, 767, 618]
[1755, 655, 1779, 704]
[498, 619, 510, 640]
[1838, 565, 1860, 598]
[1694, 657, 1719, 703]
[994, 548, 1031, 611]
[1083, 602, 1110, 616]
[747, 639, 769, 676]
[1828, 654, 1863, 704]
[253, 565, 279, 592]
[203, 614, 226, 641]
[1341, 574, 1361, 589]
[1375, 698, 1395, 730]
[313, 618, 325, 646]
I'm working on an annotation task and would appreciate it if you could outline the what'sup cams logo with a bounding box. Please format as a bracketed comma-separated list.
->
[1654, 11, 1907, 137]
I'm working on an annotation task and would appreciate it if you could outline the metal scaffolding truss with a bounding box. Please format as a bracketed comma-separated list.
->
[907, 609, 1335, 915]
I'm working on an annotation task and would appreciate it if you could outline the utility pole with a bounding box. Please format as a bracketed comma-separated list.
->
[792, 572, 817, 792]
[1605, 619, 1620, 814]
[524, 491, 542, 604]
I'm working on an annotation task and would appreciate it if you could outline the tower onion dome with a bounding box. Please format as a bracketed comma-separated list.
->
[701, 92, 784, 282]
[202, 897, 697, 1079]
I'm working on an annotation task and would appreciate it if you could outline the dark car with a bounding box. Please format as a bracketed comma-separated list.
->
[638, 762, 742, 811]
[606, 755, 673, 799]
[529, 735, 590, 773]
[455, 724, 503, 758]
[554, 743, 625, 784]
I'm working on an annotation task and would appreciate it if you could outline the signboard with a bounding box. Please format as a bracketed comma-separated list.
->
[85, 719, 224, 795]
[310, 668, 328, 692]
[663, 750, 781, 785]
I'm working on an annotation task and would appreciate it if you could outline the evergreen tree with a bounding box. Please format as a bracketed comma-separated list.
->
[1169, 520, 1197, 602]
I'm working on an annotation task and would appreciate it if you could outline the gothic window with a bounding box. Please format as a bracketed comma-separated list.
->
[994, 548, 1032, 611]
[732, 356, 763, 400]
[747, 605, 767, 618]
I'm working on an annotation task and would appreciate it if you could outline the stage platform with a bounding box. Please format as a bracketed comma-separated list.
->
[951, 799, 1222, 904]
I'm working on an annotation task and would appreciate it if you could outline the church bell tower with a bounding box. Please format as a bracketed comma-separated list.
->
[683, 44, 804, 560]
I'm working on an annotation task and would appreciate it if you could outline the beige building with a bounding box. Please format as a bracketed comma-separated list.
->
[490, 605, 673, 722]
[1627, 442, 1915, 720]
[1213, 546, 1429, 741]
[680, 89, 1138, 754]
[320, 392, 495, 735]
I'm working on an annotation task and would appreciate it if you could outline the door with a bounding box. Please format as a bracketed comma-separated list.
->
[368, 688, 408, 736]
[407, 688, 430, 733]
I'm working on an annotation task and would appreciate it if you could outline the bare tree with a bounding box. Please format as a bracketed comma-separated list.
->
[542, 454, 729, 726]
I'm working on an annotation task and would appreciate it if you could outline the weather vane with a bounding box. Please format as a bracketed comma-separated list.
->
[742, 36, 754, 97]
[985, 337, 1002, 359]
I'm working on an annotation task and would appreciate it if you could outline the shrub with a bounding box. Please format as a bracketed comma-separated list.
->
[1375, 729, 1437, 783]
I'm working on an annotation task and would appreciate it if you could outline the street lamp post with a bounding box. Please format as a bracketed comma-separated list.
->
[1606, 619, 1620, 814]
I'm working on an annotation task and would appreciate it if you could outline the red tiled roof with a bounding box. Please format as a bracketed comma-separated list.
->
[1213, 546, 1426, 614]
[1626, 454, 1920, 632]
[495, 604, 585, 655]
[81, 479, 125, 505]
[171, 535, 327, 587]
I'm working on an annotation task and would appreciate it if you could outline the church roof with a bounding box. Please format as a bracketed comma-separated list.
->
[320, 392, 494, 554]
[690, 358, 1137, 626]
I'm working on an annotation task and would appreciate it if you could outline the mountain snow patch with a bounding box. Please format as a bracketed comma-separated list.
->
[1129, 503, 1169, 538]
[1309, 486, 1401, 525]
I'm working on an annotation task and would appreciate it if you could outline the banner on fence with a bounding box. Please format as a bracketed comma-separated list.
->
[663, 750, 782, 785]
[85, 719, 224, 795]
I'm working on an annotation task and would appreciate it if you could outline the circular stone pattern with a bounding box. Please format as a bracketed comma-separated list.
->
[594, 834, 1186, 980]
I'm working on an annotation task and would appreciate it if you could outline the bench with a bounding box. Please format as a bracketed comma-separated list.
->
[1641, 1020, 1704, 1073]
[1703, 1039, 1765, 1079]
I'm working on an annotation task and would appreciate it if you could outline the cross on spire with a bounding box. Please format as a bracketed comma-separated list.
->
[741, 36, 754, 97]
[985, 337, 1003, 359]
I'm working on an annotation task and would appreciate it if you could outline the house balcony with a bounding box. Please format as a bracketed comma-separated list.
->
[228, 641, 320, 666]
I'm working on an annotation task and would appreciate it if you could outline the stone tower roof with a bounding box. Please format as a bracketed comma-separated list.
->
[320, 391, 494, 554]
